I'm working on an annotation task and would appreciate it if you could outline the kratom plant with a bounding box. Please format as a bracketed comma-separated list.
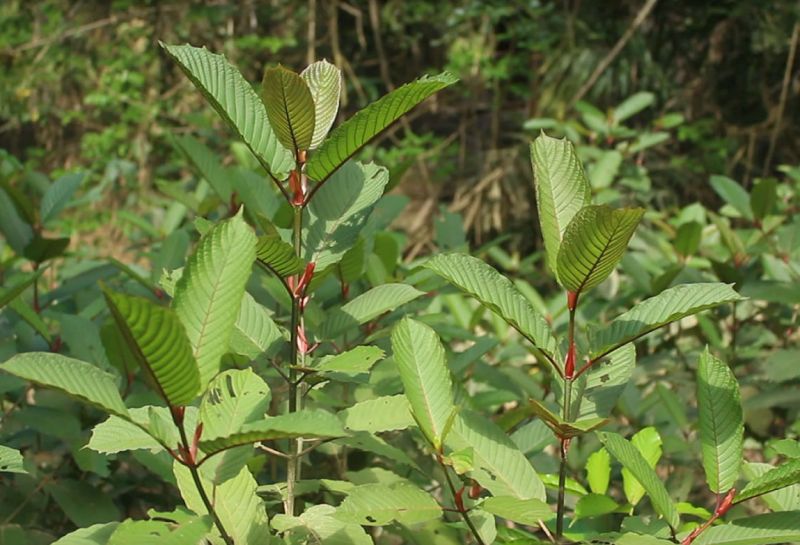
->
[0, 43, 456, 544]
[2, 42, 799, 545]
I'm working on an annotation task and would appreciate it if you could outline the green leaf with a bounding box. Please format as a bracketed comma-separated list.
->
[161, 43, 294, 176]
[556, 205, 644, 294]
[51, 523, 120, 545]
[530, 133, 592, 275]
[305, 161, 389, 271]
[574, 493, 620, 520]
[172, 135, 232, 201]
[321, 283, 423, 339]
[575, 343, 635, 420]
[528, 399, 608, 439]
[174, 462, 270, 544]
[40, 172, 84, 224]
[46, 479, 121, 526]
[262, 65, 316, 153]
[301, 59, 342, 149]
[622, 427, 663, 506]
[272, 504, 372, 545]
[0, 270, 43, 310]
[613, 92, 655, 124]
[0, 353, 128, 418]
[692, 512, 800, 545]
[89, 409, 164, 454]
[255, 234, 305, 277]
[589, 283, 743, 359]
[200, 369, 271, 441]
[230, 292, 284, 360]
[481, 496, 552, 525]
[447, 410, 546, 501]
[697, 348, 743, 494]
[424, 252, 557, 360]
[0, 187, 33, 254]
[750, 178, 777, 220]
[200, 409, 346, 455]
[173, 212, 257, 387]
[335, 482, 442, 526]
[104, 290, 200, 406]
[710, 175, 753, 220]
[0, 445, 26, 474]
[22, 234, 70, 263]
[340, 395, 414, 433]
[315, 345, 384, 375]
[675, 221, 703, 257]
[735, 458, 800, 504]
[107, 511, 211, 545]
[599, 431, 678, 529]
[306, 72, 456, 182]
[391, 317, 455, 449]
[586, 448, 611, 495]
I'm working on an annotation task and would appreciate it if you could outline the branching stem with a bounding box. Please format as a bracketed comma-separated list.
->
[437, 455, 487, 545]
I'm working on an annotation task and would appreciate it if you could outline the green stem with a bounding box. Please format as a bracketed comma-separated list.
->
[438, 456, 487, 545]
[285, 202, 304, 516]
[174, 412, 234, 545]
[556, 304, 577, 540]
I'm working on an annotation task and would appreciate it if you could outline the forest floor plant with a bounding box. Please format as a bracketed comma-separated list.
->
[2, 43, 800, 545]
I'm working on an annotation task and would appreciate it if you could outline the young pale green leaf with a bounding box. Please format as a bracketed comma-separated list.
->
[530, 133, 592, 275]
[735, 458, 800, 504]
[40, 172, 84, 224]
[589, 283, 743, 359]
[586, 448, 611, 495]
[0, 353, 128, 418]
[305, 72, 456, 182]
[613, 92, 655, 124]
[340, 395, 414, 433]
[599, 431, 679, 529]
[692, 511, 800, 545]
[174, 462, 270, 545]
[305, 161, 389, 271]
[255, 234, 305, 277]
[447, 410, 546, 501]
[556, 205, 644, 294]
[200, 369, 271, 441]
[52, 523, 120, 545]
[528, 399, 608, 439]
[200, 409, 346, 455]
[104, 291, 200, 406]
[301, 59, 342, 149]
[335, 482, 442, 526]
[321, 283, 423, 339]
[160, 43, 294, 177]
[173, 212, 257, 387]
[262, 65, 316, 153]
[622, 427, 663, 506]
[230, 292, 284, 360]
[391, 317, 455, 449]
[697, 348, 743, 494]
[0, 445, 26, 474]
[89, 411, 163, 454]
[424, 252, 557, 361]
[480, 496, 552, 525]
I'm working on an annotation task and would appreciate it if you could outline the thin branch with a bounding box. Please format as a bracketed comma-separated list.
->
[438, 457, 487, 545]
[569, 0, 659, 107]
[763, 21, 799, 176]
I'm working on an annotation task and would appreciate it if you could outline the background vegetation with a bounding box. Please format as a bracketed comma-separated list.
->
[1, 1, 799, 544]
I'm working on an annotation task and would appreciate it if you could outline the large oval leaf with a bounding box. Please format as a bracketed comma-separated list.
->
[556, 204, 644, 294]
[161, 43, 294, 177]
[104, 290, 200, 406]
[262, 65, 316, 154]
[305, 72, 457, 183]
[173, 212, 257, 388]
[530, 133, 591, 275]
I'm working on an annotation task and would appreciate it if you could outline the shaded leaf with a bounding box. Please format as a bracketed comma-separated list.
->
[321, 283, 423, 339]
[255, 234, 305, 277]
[262, 65, 316, 153]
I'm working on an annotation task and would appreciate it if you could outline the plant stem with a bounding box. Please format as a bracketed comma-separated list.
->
[285, 202, 304, 516]
[438, 456, 487, 545]
[174, 412, 234, 545]
[556, 303, 578, 540]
